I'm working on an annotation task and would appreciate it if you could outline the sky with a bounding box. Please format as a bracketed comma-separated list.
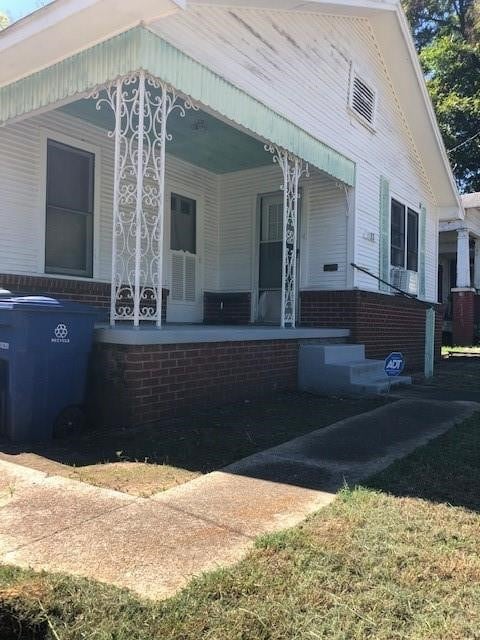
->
[0, 0, 54, 22]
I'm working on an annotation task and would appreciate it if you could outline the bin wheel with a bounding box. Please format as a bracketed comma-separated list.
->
[53, 406, 86, 439]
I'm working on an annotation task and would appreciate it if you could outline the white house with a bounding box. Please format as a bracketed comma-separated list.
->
[439, 193, 480, 345]
[0, 0, 461, 426]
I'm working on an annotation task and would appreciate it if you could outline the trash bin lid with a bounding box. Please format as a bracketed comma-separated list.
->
[0, 296, 96, 314]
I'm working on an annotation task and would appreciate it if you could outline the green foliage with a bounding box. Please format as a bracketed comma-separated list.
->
[403, 0, 479, 47]
[402, 0, 480, 192]
[422, 35, 480, 190]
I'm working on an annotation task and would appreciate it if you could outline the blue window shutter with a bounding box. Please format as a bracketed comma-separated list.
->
[419, 204, 427, 298]
[379, 176, 390, 292]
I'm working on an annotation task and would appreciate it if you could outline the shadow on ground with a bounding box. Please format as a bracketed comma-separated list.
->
[1, 356, 479, 501]
[364, 410, 480, 513]
[0, 392, 386, 474]
[399, 354, 480, 402]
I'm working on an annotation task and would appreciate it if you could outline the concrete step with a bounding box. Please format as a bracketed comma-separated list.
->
[298, 344, 412, 396]
[351, 375, 412, 395]
[309, 344, 366, 365]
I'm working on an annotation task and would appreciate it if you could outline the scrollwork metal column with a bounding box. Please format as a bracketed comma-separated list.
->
[266, 145, 309, 328]
[91, 72, 197, 326]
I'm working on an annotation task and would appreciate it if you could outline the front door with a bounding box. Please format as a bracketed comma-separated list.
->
[257, 194, 284, 323]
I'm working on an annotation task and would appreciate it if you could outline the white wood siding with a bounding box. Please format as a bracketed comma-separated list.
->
[219, 165, 347, 293]
[0, 111, 220, 318]
[152, 7, 438, 302]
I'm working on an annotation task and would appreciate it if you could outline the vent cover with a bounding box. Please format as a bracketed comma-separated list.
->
[350, 74, 376, 126]
[171, 252, 196, 302]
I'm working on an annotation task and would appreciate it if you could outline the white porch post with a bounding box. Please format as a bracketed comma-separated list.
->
[473, 237, 480, 291]
[92, 73, 197, 326]
[266, 145, 309, 328]
[456, 227, 471, 289]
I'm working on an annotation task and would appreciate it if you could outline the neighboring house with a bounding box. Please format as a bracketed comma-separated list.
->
[0, 0, 461, 426]
[439, 193, 480, 345]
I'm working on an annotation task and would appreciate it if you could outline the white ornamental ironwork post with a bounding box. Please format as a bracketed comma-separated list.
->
[266, 145, 309, 328]
[91, 72, 197, 327]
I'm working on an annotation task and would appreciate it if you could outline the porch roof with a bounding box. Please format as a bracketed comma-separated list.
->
[0, 26, 355, 186]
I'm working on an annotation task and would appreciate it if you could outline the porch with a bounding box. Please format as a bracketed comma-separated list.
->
[439, 221, 480, 345]
[0, 27, 356, 335]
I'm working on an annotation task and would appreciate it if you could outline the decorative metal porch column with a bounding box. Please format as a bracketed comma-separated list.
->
[266, 145, 309, 328]
[92, 72, 196, 327]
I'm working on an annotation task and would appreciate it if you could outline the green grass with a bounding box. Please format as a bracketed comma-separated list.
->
[442, 345, 480, 356]
[2, 413, 480, 639]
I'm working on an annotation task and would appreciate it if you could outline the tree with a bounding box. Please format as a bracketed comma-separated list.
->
[402, 0, 480, 192]
[403, 0, 479, 47]
[0, 12, 9, 30]
[422, 35, 480, 191]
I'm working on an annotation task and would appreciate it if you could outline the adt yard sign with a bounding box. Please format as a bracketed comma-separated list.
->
[384, 352, 405, 377]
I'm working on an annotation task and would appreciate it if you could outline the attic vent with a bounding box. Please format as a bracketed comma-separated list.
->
[350, 73, 376, 127]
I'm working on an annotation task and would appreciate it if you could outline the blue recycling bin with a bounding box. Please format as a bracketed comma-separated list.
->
[0, 296, 97, 441]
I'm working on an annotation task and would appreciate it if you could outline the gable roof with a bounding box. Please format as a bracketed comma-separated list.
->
[185, 0, 460, 212]
[0, 0, 460, 210]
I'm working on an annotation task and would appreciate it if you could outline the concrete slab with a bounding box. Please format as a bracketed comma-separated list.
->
[260, 399, 478, 484]
[3, 498, 250, 600]
[152, 466, 334, 538]
[0, 459, 135, 554]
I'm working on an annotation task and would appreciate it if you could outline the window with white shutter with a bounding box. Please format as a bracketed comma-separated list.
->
[170, 194, 197, 303]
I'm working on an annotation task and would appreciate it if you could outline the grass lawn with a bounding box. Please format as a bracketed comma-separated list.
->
[441, 345, 480, 356]
[1, 412, 479, 639]
[0, 393, 386, 496]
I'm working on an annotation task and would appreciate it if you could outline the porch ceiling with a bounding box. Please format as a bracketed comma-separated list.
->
[60, 97, 273, 174]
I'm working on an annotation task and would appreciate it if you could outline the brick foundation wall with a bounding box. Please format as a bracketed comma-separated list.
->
[0, 273, 168, 321]
[300, 289, 444, 372]
[204, 292, 251, 325]
[474, 293, 480, 325]
[88, 339, 300, 428]
[452, 289, 475, 346]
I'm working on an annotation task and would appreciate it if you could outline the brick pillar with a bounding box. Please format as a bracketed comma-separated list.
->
[452, 288, 475, 346]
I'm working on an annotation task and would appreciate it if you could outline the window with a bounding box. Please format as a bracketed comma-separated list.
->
[390, 199, 419, 272]
[349, 72, 376, 127]
[45, 139, 94, 277]
[171, 194, 196, 254]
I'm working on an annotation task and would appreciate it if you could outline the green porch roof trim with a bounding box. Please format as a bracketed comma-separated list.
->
[0, 27, 355, 186]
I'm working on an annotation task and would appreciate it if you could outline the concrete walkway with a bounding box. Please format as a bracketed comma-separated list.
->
[0, 398, 477, 599]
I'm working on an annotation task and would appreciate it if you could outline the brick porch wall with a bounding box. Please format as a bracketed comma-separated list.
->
[300, 289, 444, 372]
[88, 339, 300, 428]
[0, 273, 168, 321]
[204, 292, 251, 325]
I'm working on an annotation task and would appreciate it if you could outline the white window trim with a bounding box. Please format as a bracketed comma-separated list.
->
[390, 195, 420, 272]
[348, 66, 378, 132]
[39, 127, 102, 280]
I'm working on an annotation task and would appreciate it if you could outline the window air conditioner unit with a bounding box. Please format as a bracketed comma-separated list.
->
[390, 267, 418, 296]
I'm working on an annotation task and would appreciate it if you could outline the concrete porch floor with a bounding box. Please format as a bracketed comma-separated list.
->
[94, 323, 350, 345]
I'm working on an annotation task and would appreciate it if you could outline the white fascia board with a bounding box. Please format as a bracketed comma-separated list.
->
[189, 0, 397, 11]
[439, 220, 469, 232]
[0, 0, 184, 87]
